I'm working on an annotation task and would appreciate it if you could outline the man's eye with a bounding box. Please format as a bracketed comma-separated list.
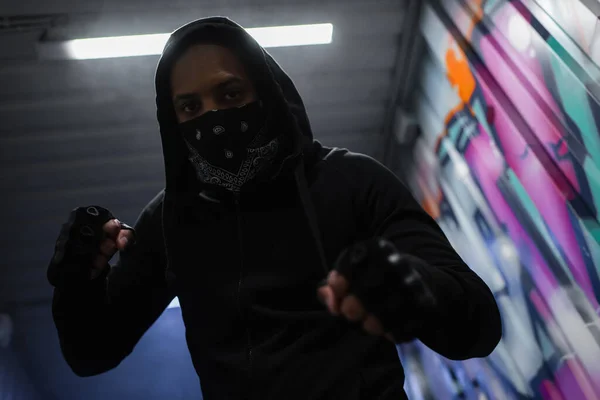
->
[224, 90, 242, 101]
[181, 102, 200, 113]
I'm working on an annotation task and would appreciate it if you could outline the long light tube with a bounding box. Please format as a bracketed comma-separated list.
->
[60, 23, 333, 60]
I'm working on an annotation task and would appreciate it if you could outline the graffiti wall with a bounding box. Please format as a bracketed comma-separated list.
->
[400, 0, 600, 398]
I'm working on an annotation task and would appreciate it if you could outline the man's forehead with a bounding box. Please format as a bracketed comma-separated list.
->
[171, 45, 248, 84]
[175, 43, 242, 69]
[172, 74, 244, 100]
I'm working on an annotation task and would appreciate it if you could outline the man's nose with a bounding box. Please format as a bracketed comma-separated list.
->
[199, 97, 220, 116]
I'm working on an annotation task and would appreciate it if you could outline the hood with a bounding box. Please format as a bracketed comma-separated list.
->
[154, 17, 317, 195]
[155, 17, 331, 283]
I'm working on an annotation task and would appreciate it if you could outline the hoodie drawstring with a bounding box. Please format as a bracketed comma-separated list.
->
[295, 159, 331, 276]
[162, 158, 330, 287]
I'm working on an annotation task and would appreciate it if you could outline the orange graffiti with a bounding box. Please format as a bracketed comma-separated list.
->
[446, 46, 476, 105]
[439, 1, 485, 146]
[439, 45, 475, 148]
[466, 0, 485, 40]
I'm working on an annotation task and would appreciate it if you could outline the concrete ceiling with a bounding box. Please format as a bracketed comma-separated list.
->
[0, 0, 409, 306]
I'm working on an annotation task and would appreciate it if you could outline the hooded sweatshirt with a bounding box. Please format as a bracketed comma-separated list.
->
[50, 17, 501, 400]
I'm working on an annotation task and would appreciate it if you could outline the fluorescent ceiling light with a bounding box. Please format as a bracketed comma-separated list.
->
[246, 23, 333, 48]
[66, 33, 170, 60]
[60, 23, 333, 60]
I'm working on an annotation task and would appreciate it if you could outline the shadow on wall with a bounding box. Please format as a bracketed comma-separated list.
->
[10, 306, 202, 400]
[399, 0, 600, 399]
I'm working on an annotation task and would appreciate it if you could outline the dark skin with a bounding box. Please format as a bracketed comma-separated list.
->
[170, 44, 258, 123]
[169, 44, 393, 342]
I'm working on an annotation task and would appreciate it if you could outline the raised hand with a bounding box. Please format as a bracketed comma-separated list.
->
[48, 206, 136, 287]
[317, 238, 437, 344]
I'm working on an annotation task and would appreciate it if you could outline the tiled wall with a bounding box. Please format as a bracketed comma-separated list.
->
[400, 0, 600, 398]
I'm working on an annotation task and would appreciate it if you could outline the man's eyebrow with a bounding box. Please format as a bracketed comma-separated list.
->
[172, 77, 245, 103]
[172, 93, 198, 103]
[214, 76, 244, 90]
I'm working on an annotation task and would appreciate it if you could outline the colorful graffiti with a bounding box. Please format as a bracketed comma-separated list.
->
[399, 0, 600, 398]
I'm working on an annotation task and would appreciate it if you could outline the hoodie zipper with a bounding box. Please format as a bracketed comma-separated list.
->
[234, 195, 253, 390]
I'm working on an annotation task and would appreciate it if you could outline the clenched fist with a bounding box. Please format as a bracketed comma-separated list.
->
[317, 238, 438, 344]
[48, 206, 136, 288]
[91, 217, 136, 278]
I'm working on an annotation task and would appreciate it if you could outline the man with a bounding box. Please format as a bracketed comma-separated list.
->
[47, 17, 501, 399]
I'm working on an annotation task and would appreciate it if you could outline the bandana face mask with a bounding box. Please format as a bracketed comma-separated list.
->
[178, 101, 280, 193]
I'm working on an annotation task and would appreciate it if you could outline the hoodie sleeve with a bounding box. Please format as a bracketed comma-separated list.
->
[335, 152, 501, 360]
[51, 192, 175, 377]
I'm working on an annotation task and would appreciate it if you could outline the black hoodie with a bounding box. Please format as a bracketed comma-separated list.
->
[50, 17, 501, 400]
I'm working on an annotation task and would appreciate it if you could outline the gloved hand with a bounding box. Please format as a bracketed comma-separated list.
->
[317, 237, 438, 343]
[47, 206, 136, 289]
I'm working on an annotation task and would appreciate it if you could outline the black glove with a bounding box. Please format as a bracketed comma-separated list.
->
[47, 206, 134, 289]
[328, 237, 438, 343]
